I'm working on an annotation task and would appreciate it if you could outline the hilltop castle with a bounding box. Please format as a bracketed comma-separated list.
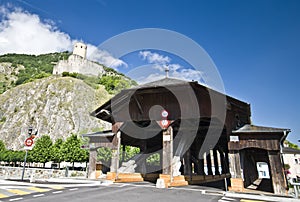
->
[53, 42, 105, 76]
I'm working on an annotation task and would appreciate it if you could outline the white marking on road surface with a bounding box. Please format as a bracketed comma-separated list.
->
[9, 198, 23, 201]
[222, 197, 236, 201]
[69, 188, 78, 191]
[52, 191, 63, 194]
[33, 194, 45, 197]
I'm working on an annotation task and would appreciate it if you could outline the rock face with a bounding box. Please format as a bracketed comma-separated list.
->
[0, 76, 111, 150]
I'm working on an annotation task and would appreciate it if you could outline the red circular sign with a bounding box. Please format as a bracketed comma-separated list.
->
[25, 138, 34, 147]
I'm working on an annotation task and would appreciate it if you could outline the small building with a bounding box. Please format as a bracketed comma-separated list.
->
[282, 147, 300, 180]
[84, 76, 290, 195]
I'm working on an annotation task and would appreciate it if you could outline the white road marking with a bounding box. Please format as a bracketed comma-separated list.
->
[69, 188, 78, 191]
[9, 198, 23, 201]
[222, 197, 236, 201]
[33, 194, 45, 197]
[52, 191, 63, 194]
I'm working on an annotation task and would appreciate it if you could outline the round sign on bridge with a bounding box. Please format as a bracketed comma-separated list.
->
[160, 119, 170, 129]
[25, 138, 34, 147]
[161, 110, 169, 118]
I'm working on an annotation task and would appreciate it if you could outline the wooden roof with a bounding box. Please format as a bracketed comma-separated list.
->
[232, 124, 290, 134]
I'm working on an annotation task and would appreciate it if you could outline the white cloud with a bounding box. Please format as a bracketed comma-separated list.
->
[137, 50, 205, 84]
[0, 7, 72, 54]
[87, 45, 127, 69]
[139, 51, 170, 64]
[0, 7, 127, 69]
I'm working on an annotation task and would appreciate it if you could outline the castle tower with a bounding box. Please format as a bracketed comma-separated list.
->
[73, 42, 87, 59]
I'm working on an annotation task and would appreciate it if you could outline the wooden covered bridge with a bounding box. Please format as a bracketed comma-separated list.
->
[84, 77, 290, 195]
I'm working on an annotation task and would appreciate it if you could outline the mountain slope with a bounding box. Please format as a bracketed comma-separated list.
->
[0, 76, 111, 150]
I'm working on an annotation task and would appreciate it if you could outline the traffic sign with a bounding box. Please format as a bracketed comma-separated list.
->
[161, 110, 169, 118]
[159, 119, 170, 129]
[25, 138, 34, 147]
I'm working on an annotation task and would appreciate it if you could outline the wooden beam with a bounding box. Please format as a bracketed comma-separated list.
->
[268, 151, 287, 195]
[88, 148, 97, 179]
[228, 151, 242, 178]
[162, 126, 173, 175]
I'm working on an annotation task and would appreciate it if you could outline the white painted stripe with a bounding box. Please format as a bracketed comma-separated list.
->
[33, 194, 45, 197]
[222, 197, 236, 201]
[9, 198, 23, 201]
[52, 191, 63, 194]
[69, 188, 78, 191]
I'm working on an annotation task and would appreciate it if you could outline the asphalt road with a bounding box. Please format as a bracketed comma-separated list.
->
[1, 184, 226, 202]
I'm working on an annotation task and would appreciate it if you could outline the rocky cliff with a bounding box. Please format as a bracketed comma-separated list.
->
[0, 76, 112, 150]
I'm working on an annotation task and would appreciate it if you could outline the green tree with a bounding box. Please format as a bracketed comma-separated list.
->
[97, 147, 112, 166]
[62, 134, 89, 169]
[0, 140, 6, 152]
[31, 135, 53, 167]
[51, 138, 64, 168]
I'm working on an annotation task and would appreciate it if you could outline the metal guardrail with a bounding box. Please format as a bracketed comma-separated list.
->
[289, 179, 300, 198]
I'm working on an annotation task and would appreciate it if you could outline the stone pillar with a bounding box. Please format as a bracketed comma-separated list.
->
[213, 149, 220, 175]
[206, 150, 213, 175]
[268, 150, 287, 195]
[88, 148, 97, 179]
[162, 126, 173, 174]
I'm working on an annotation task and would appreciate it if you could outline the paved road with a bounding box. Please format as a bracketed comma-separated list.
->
[0, 183, 272, 202]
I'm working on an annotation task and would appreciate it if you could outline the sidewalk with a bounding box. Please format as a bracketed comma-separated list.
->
[225, 191, 299, 202]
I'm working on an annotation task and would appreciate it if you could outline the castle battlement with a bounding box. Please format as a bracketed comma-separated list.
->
[53, 42, 105, 77]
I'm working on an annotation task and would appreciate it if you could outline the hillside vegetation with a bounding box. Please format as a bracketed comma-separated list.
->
[0, 52, 137, 149]
[0, 52, 137, 94]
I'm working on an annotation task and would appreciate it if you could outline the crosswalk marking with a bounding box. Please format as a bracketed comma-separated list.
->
[6, 189, 30, 195]
[27, 187, 50, 192]
[49, 185, 64, 190]
[0, 193, 9, 198]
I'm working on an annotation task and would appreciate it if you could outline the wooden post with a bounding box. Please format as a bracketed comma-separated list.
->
[219, 149, 226, 174]
[268, 150, 287, 195]
[213, 149, 220, 175]
[229, 150, 242, 178]
[110, 131, 121, 177]
[88, 148, 97, 179]
[229, 150, 244, 192]
[140, 141, 147, 174]
[183, 149, 192, 177]
[206, 150, 213, 175]
[162, 126, 173, 174]
[224, 151, 229, 173]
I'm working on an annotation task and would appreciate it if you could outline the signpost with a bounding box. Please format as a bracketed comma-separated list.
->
[25, 138, 33, 147]
[21, 128, 35, 181]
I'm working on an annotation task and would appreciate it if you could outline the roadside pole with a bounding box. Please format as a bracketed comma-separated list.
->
[21, 149, 28, 181]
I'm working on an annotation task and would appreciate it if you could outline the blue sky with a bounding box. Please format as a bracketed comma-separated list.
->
[0, 0, 299, 145]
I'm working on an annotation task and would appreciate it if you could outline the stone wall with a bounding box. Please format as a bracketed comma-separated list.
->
[53, 55, 105, 76]
[0, 166, 86, 180]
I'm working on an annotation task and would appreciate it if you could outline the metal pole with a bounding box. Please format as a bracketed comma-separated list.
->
[21, 149, 28, 181]
[116, 131, 121, 180]
[170, 126, 173, 183]
[224, 177, 228, 192]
